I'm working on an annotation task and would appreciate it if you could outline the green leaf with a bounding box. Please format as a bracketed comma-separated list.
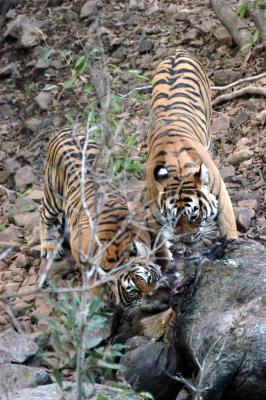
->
[128, 69, 150, 81]
[240, 42, 252, 52]
[74, 55, 88, 76]
[252, 30, 259, 44]
[0, 224, 5, 232]
[64, 79, 74, 91]
[237, 3, 246, 19]
[52, 368, 63, 389]
[96, 396, 108, 400]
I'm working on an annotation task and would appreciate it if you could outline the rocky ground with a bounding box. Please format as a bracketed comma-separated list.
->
[0, 0, 265, 397]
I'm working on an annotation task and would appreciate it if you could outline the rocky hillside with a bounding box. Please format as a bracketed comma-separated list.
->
[0, 0, 265, 398]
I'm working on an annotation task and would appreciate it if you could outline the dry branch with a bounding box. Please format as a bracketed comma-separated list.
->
[213, 86, 266, 106]
[212, 71, 266, 91]
[211, 0, 252, 48]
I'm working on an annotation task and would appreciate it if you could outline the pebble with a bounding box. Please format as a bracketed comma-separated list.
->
[11, 211, 39, 230]
[4, 15, 42, 48]
[228, 149, 253, 166]
[15, 165, 36, 189]
[15, 197, 38, 213]
[235, 207, 254, 232]
[0, 328, 38, 363]
[80, 0, 99, 19]
[182, 28, 199, 43]
[0, 171, 11, 184]
[16, 254, 28, 268]
[213, 69, 243, 86]
[230, 111, 250, 128]
[139, 39, 154, 54]
[34, 92, 51, 111]
[28, 189, 43, 202]
[238, 199, 258, 209]
[220, 165, 235, 182]
[213, 26, 233, 47]
[211, 114, 230, 134]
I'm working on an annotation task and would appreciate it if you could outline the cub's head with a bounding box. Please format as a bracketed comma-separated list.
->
[153, 162, 218, 245]
[117, 259, 162, 306]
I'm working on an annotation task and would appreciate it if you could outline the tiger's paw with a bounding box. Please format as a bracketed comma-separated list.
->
[40, 242, 64, 260]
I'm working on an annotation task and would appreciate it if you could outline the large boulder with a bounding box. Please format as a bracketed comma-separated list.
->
[173, 240, 266, 400]
[119, 240, 266, 400]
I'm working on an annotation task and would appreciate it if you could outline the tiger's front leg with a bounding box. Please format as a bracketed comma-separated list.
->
[218, 181, 238, 240]
[39, 204, 64, 260]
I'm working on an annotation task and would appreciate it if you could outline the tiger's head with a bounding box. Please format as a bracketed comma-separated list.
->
[153, 161, 218, 246]
[117, 259, 162, 306]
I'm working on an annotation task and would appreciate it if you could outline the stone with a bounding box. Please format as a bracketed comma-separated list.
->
[145, 2, 160, 15]
[4, 157, 21, 173]
[230, 110, 250, 128]
[80, 0, 99, 19]
[4, 15, 42, 47]
[211, 114, 230, 134]
[0, 329, 38, 363]
[213, 26, 233, 47]
[15, 165, 36, 189]
[220, 165, 235, 182]
[228, 149, 253, 166]
[0, 170, 11, 184]
[11, 211, 39, 230]
[213, 69, 243, 86]
[0, 225, 22, 243]
[0, 62, 17, 78]
[233, 190, 259, 203]
[15, 197, 38, 213]
[25, 117, 43, 133]
[175, 10, 190, 22]
[138, 39, 154, 54]
[238, 199, 258, 210]
[28, 189, 43, 202]
[34, 92, 51, 111]
[11, 384, 61, 400]
[235, 207, 253, 231]
[123, 336, 182, 399]
[35, 58, 51, 70]
[15, 254, 27, 268]
[182, 28, 199, 43]
[27, 244, 41, 258]
[129, 0, 145, 11]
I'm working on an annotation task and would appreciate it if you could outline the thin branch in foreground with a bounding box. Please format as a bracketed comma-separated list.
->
[212, 71, 266, 91]
[213, 86, 266, 106]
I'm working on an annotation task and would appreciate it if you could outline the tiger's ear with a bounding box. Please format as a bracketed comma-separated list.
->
[154, 165, 169, 181]
[195, 163, 209, 186]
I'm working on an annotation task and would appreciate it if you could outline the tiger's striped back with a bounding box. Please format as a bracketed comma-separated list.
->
[149, 48, 211, 150]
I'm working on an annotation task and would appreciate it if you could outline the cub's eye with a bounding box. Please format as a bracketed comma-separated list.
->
[154, 165, 169, 181]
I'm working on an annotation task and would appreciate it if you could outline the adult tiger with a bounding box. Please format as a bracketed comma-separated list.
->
[146, 49, 238, 266]
[39, 129, 161, 306]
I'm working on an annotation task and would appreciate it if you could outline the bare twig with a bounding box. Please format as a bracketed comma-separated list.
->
[213, 86, 266, 106]
[212, 71, 266, 91]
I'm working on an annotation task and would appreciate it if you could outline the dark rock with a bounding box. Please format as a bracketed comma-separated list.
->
[0, 329, 38, 363]
[213, 26, 233, 47]
[174, 240, 266, 400]
[235, 207, 254, 231]
[4, 15, 42, 47]
[0, 170, 11, 184]
[182, 28, 199, 43]
[34, 92, 51, 111]
[25, 117, 43, 133]
[129, 0, 145, 11]
[11, 211, 39, 230]
[0, 62, 17, 78]
[139, 39, 154, 54]
[211, 114, 230, 134]
[0, 364, 51, 394]
[220, 165, 235, 182]
[0, 225, 22, 243]
[213, 69, 243, 86]
[123, 336, 182, 400]
[26, 244, 41, 258]
[4, 157, 21, 173]
[80, 0, 101, 19]
[230, 110, 250, 128]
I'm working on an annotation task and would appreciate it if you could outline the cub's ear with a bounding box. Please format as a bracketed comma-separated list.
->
[195, 163, 209, 186]
[154, 165, 169, 181]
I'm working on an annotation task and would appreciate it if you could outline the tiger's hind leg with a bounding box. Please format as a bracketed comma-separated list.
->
[39, 202, 65, 260]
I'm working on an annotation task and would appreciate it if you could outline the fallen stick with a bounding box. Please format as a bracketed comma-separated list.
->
[213, 86, 266, 106]
[212, 71, 266, 91]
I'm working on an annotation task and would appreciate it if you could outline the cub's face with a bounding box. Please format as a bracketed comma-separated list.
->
[153, 162, 218, 245]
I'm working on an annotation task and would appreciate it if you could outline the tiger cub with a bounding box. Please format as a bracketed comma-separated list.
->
[40, 129, 161, 306]
[146, 49, 238, 266]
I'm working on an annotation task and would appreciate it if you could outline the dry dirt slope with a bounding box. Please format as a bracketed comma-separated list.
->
[0, 0, 265, 388]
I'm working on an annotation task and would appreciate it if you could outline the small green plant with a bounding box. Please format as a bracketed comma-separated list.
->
[237, 2, 247, 19]
[16, 188, 32, 198]
[0, 223, 5, 232]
